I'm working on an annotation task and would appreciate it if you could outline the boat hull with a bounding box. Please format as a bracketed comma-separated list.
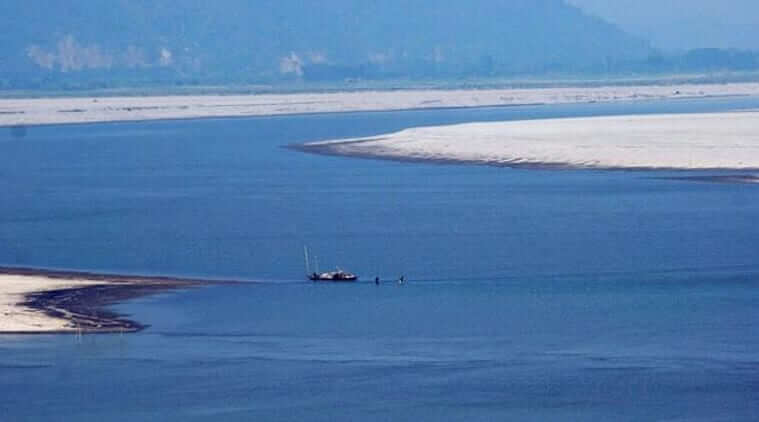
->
[308, 273, 358, 282]
[309, 276, 358, 282]
[311, 278, 358, 282]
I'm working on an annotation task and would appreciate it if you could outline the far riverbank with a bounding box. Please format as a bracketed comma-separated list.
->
[2, 82, 759, 128]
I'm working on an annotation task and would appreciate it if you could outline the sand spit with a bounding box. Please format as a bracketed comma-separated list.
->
[0, 268, 204, 334]
[301, 111, 759, 171]
[2, 83, 759, 127]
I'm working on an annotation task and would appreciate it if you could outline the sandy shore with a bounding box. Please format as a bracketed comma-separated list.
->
[0, 274, 102, 333]
[0, 268, 204, 334]
[300, 111, 759, 170]
[2, 83, 759, 127]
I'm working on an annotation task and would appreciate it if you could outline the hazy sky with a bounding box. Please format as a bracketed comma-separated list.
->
[567, 0, 759, 50]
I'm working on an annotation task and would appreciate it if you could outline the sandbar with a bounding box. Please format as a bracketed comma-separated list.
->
[2, 83, 759, 127]
[299, 111, 759, 171]
[0, 267, 205, 334]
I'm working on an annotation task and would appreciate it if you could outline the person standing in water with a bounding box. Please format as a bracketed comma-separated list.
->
[375, 276, 380, 285]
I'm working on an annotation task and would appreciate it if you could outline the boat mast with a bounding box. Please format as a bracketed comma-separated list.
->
[304, 246, 311, 274]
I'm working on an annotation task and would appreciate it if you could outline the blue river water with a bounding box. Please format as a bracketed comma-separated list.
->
[1, 97, 759, 421]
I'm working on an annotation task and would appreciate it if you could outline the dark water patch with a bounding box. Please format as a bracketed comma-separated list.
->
[658, 174, 759, 184]
[0, 363, 53, 369]
[156, 331, 282, 339]
[583, 365, 655, 372]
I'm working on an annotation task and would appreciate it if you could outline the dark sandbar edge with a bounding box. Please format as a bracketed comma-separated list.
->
[1, 267, 236, 335]
[289, 142, 759, 175]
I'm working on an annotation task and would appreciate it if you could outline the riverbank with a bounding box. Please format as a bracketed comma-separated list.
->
[2, 82, 759, 128]
[0, 268, 207, 334]
[299, 111, 759, 171]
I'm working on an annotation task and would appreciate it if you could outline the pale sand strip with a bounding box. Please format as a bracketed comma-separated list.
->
[306, 111, 759, 170]
[0, 270, 203, 334]
[0, 274, 105, 333]
[2, 83, 759, 127]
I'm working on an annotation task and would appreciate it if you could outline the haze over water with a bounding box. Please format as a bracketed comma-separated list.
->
[2, 98, 759, 421]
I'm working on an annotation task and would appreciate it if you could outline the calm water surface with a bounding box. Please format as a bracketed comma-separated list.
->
[1, 98, 758, 421]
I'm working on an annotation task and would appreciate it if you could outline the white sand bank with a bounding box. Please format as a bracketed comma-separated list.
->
[309, 111, 759, 170]
[0, 274, 104, 333]
[3, 83, 759, 127]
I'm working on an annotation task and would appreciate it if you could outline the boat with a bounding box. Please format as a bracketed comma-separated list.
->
[308, 270, 358, 282]
[304, 246, 358, 282]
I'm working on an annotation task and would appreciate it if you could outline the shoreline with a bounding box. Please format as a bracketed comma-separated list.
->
[2, 83, 759, 128]
[299, 111, 759, 172]
[0, 267, 226, 335]
[294, 142, 759, 177]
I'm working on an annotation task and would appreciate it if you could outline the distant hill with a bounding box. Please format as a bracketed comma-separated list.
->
[567, 0, 759, 51]
[1, 0, 654, 90]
